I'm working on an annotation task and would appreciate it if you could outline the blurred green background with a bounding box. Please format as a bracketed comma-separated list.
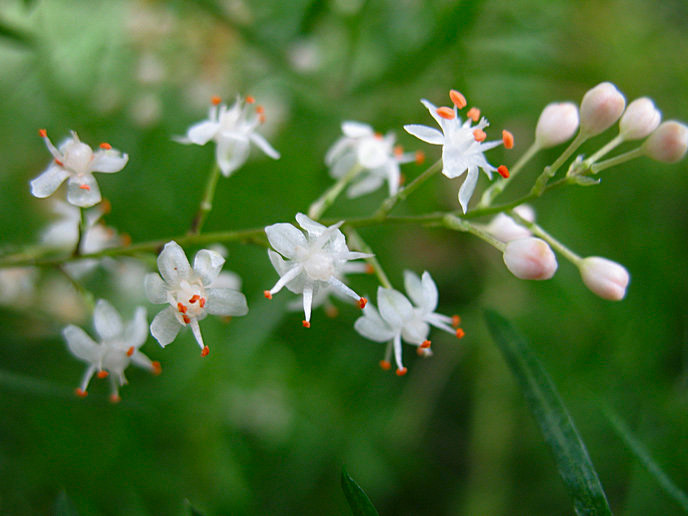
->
[0, 0, 687, 514]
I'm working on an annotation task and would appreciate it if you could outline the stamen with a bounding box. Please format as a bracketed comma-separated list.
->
[188, 294, 200, 304]
[473, 129, 487, 142]
[201, 346, 210, 357]
[396, 367, 408, 376]
[394, 145, 403, 156]
[109, 393, 121, 403]
[264, 290, 273, 299]
[121, 233, 132, 246]
[415, 150, 425, 165]
[456, 328, 465, 339]
[399, 173, 406, 186]
[177, 302, 187, 314]
[416, 347, 425, 356]
[99, 142, 112, 150]
[358, 297, 367, 309]
[365, 263, 375, 274]
[420, 340, 431, 349]
[466, 107, 481, 122]
[38, 128, 47, 138]
[502, 130, 514, 149]
[211, 96, 222, 106]
[199, 298, 206, 308]
[55, 159, 64, 167]
[255, 105, 265, 115]
[497, 165, 510, 178]
[245, 95, 255, 104]
[379, 360, 391, 371]
[452, 315, 461, 328]
[152, 361, 162, 375]
[449, 89, 467, 109]
[101, 198, 112, 214]
[127, 346, 135, 357]
[436, 107, 456, 120]
[302, 320, 311, 328]
[75, 388, 88, 398]
[325, 305, 339, 318]
[97, 370, 109, 379]
[182, 315, 191, 324]
[79, 184, 91, 190]
[259, 114, 266, 124]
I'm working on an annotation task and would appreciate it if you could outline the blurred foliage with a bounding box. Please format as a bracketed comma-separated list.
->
[0, 0, 687, 514]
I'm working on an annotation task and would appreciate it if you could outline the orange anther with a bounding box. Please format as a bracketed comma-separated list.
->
[211, 95, 222, 106]
[449, 89, 467, 109]
[358, 297, 367, 309]
[417, 347, 425, 356]
[420, 340, 431, 349]
[302, 320, 311, 328]
[101, 198, 112, 214]
[54, 159, 64, 167]
[255, 105, 265, 114]
[325, 305, 339, 318]
[182, 315, 191, 324]
[109, 394, 121, 403]
[188, 295, 200, 304]
[497, 165, 510, 178]
[152, 361, 162, 375]
[473, 129, 487, 142]
[415, 150, 425, 165]
[379, 360, 391, 371]
[199, 298, 206, 308]
[452, 315, 461, 328]
[264, 290, 272, 299]
[394, 145, 404, 156]
[201, 346, 210, 357]
[456, 328, 465, 339]
[79, 184, 91, 190]
[97, 370, 109, 379]
[396, 367, 408, 376]
[75, 388, 87, 398]
[99, 142, 112, 150]
[38, 128, 47, 138]
[126, 346, 135, 357]
[121, 233, 132, 247]
[436, 106, 456, 120]
[245, 95, 255, 104]
[365, 263, 375, 274]
[177, 302, 187, 314]
[466, 107, 481, 122]
[259, 114, 266, 124]
[502, 130, 514, 149]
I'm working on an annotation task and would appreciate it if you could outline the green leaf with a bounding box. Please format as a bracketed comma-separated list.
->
[604, 407, 688, 512]
[184, 499, 206, 516]
[484, 310, 612, 516]
[341, 468, 379, 516]
[54, 491, 79, 516]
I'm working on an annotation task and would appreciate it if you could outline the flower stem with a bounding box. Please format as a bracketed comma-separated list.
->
[586, 134, 624, 165]
[531, 132, 587, 195]
[442, 214, 506, 252]
[308, 164, 363, 219]
[55, 265, 95, 313]
[189, 162, 222, 235]
[508, 210, 581, 266]
[343, 227, 393, 289]
[72, 207, 86, 257]
[374, 159, 442, 218]
[590, 147, 644, 174]
[478, 142, 539, 208]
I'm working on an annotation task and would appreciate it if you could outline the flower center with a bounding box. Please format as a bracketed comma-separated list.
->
[303, 251, 335, 281]
[171, 279, 207, 323]
[357, 137, 390, 169]
[63, 141, 94, 175]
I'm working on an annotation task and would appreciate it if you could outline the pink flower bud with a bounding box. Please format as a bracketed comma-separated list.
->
[503, 237, 557, 280]
[642, 121, 688, 163]
[579, 257, 629, 301]
[579, 82, 626, 136]
[487, 205, 535, 243]
[535, 102, 579, 148]
[619, 97, 661, 140]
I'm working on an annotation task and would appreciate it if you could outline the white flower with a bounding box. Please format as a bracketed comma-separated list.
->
[579, 82, 626, 137]
[486, 205, 535, 243]
[63, 299, 159, 402]
[535, 102, 580, 148]
[264, 213, 372, 327]
[30, 130, 128, 207]
[503, 237, 558, 280]
[354, 271, 463, 375]
[175, 95, 280, 177]
[326, 121, 418, 198]
[619, 97, 661, 141]
[579, 257, 629, 301]
[405, 92, 512, 212]
[643, 121, 688, 163]
[145, 241, 248, 355]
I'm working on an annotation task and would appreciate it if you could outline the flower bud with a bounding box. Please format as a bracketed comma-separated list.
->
[579, 257, 629, 301]
[619, 97, 661, 140]
[487, 205, 535, 243]
[535, 102, 579, 148]
[642, 121, 688, 163]
[579, 82, 626, 136]
[503, 237, 557, 280]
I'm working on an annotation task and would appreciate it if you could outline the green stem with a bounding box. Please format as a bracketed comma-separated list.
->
[72, 208, 86, 257]
[55, 265, 95, 313]
[508, 210, 581, 266]
[307, 164, 362, 219]
[190, 162, 222, 235]
[442, 214, 506, 252]
[373, 159, 442, 218]
[532, 132, 588, 195]
[478, 142, 539, 208]
[590, 147, 644, 174]
[343, 227, 392, 289]
[586, 134, 623, 165]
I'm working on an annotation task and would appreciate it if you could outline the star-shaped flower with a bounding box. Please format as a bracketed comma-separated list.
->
[175, 95, 280, 177]
[354, 271, 463, 375]
[145, 241, 248, 356]
[31, 130, 128, 207]
[404, 90, 512, 212]
[325, 121, 419, 198]
[264, 213, 372, 327]
[63, 299, 159, 402]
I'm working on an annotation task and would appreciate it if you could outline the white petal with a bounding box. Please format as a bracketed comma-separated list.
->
[403, 270, 424, 307]
[325, 137, 350, 166]
[90, 151, 128, 173]
[30, 165, 70, 198]
[193, 249, 225, 286]
[346, 173, 384, 198]
[124, 306, 149, 348]
[66, 174, 101, 207]
[94, 299, 124, 340]
[63, 325, 100, 363]
[210, 271, 242, 290]
[268, 249, 291, 276]
[216, 134, 250, 177]
[265, 222, 307, 259]
[186, 120, 220, 145]
[354, 305, 397, 342]
[144, 273, 168, 304]
[295, 213, 327, 237]
[458, 167, 480, 213]
[377, 287, 413, 328]
[249, 132, 280, 159]
[329, 152, 357, 179]
[150, 307, 182, 347]
[205, 288, 248, 316]
[342, 121, 373, 138]
[383, 162, 400, 197]
[404, 124, 445, 145]
[420, 271, 439, 312]
[157, 241, 191, 285]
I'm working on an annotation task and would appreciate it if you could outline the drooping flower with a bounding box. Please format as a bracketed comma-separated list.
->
[145, 241, 248, 356]
[404, 90, 513, 212]
[31, 130, 128, 207]
[264, 213, 372, 327]
[175, 95, 280, 177]
[354, 271, 463, 375]
[579, 256, 630, 301]
[325, 121, 419, 198]
[503, 237, 558, 280]
[63, 299, 160, 402]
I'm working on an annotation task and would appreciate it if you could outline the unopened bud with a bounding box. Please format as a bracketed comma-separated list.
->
[579, 257, 629, 301]
[642, 121, 688, 163]
[535, 102, 579, 148]
[487, 205, 535, 243]
[503, 237, 557, 280]
[580, 82, 626, 136]
[619, 97, 661, 140]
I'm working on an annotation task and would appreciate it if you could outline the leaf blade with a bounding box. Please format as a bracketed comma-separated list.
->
[341, 468, 379, 516]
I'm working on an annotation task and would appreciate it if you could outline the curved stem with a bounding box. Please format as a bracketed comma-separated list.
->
[343, 227, 393, 289]
[442, 214, 506, 252]
[72, 207, 86, 257]
[374, 159, 442, 218]
[190, 162, 222, 235]
[591, 147, 644, 174]
[508, 210, 581, 266]
[478, 142, 539, 208]
[308, 164, 362, 219]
